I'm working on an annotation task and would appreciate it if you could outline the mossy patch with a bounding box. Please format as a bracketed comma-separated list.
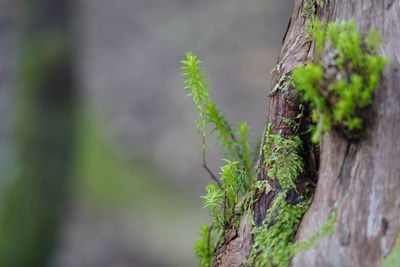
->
[263, 124, 304, 191]
[248, 202, 337, 267]
[247, 191, 311, 267]
[293, 19, 388, 142]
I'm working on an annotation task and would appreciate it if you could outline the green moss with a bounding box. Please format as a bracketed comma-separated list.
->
[382, 234, 400, 267]
[245, 123, 310, 266]
[263, 124, 304, 190]
[248, 192, 310, 267]
[263, 190, 289, 224]
[194, 224, 214, 267]
[248, 201, 337, 267]
[293, 19, 388, 142]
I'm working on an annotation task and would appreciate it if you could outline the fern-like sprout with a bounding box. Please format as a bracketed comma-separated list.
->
[181, 52, 258, 266]
[201, 183, 224, 231]
[181, 52, 255, 183]
[181, 52, 221, 186]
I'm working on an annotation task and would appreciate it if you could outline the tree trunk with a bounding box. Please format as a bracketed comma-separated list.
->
[0, 1, 77, 266]
[213, 0, 400, 266]
[293, 1, 400, 266]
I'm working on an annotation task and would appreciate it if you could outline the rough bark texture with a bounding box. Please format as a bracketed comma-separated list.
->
[293, 1, 400, 266]
[213, 0, 400, 266]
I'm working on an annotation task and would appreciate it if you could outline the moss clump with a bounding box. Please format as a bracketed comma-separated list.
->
[245, 123, 310, 267]
[263, 124, 304, 190]
[248, 192, 310, 267]
[293, 19, 388, 142]
[248, 200, 337, 267]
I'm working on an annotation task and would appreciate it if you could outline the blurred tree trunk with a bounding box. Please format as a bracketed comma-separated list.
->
[0, 0, 77, 266]
[213, 0, 400, 266]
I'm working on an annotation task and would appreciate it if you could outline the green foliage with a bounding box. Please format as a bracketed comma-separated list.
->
[181, 52, 211, 155]
[263, 190, 288, 224]
[182, 53, 315, 267]
[263, 124, 304, 190]
[293, 19, 388, 142]
[181, 52, 254, 167]
[220, 160, 242, 204]
[292, 63, 330, 142]
[248, 192, 310, 267]
[246, 125, 309, 266]
[181, 52, 209, 106]
[182, 52, 257, 266]
[382, 234, 400, 267]
[200, 158, 251, 229]
[248, 197, 338, 267]
[206, 102, 237, 160]
[196, 159, 250, 265]
[201, 184, 224, 229]
[194, 224, 214, 267]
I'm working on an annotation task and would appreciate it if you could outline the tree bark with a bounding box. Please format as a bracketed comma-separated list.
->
[293, 1, 400, 266]
[213, 0, 400, 266]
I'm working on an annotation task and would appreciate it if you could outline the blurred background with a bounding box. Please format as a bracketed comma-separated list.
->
[0, 0, 292, 266]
